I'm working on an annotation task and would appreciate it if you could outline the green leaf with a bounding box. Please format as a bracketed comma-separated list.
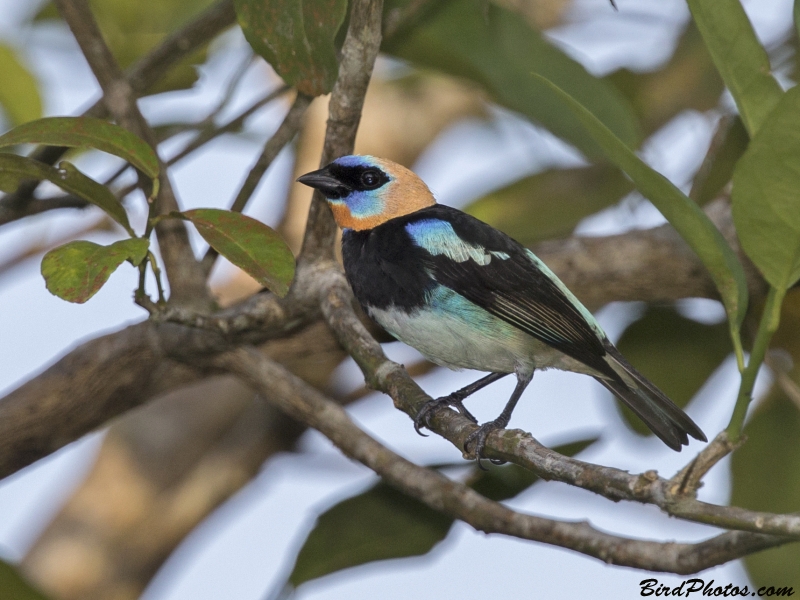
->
[181, 209, 295, 297]
[34, 0, 215, 94]
[384, 0, 640, 158]
[0, 43, 43, 127]
[615, 307, 730, 435]
[732, 85, 800, 291]
[0, 117, 159, 180]
[732, 388, 800, 591]
[286, 438, 595, 589]
[796, 0, 800, 42]
[686, 0, 783, 137]
[532, 73, 748, 332]
[288, 481, 452, 587]
[234, 0, 348, 96]
[0, 559, 50, 600]
[0, 154, 133, 234]
[691, 117, 749, 206]
[465, 166, 633, 246]
[41, 238, 149, 303]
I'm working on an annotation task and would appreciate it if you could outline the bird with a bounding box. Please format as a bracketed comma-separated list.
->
[297, 155, 707, 462]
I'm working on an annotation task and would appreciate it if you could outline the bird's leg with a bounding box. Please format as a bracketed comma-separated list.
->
[464, 371, 533, 468]
[414, 372, 508, 436]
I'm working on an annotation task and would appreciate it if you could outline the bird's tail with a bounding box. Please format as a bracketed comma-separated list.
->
[595, 343, 706, 450]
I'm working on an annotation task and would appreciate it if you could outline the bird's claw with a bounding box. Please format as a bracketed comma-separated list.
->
[413, 394, 478, 436]
[463, 420, 508, 470]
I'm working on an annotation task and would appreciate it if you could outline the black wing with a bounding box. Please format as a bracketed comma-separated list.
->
[404, 205, 616, 379]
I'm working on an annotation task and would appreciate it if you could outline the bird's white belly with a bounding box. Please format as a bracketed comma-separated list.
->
[368, 293, 596, 376]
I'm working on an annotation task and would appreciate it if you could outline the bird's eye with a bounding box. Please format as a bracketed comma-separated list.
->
[360, 170, 380, 188]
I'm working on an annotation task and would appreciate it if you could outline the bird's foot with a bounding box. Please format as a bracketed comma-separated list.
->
[463, 420, 508, 469]
[413, 394, 478, 436]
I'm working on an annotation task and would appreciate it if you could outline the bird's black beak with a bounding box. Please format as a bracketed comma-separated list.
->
[296, 167, 350, 199]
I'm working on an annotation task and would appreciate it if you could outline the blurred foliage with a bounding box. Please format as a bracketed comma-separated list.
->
[285, 438, 596, 591]
[687, 0, 783, 136]
[0, 559, 50, 600]
[0, 43, 42, 127]
[234, 0, 347, 96]
[732, 290, 800, 589]
[533, 73, 748, 331]
[615, 306, 729, 436]
[462, 21, 745, 249]
[287, 480, 452, 588]
[465, 165, 633, 245]
[691, 116, 748, 205]
[733, 389, 800, 591]
[383, 0, 641, 159]
[34, 0, 217, 93]
[733, 85, 800, 291]
[607, 23, 723, 137]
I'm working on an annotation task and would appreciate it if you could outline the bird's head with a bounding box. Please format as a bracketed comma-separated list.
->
[297, 155, 436, 230]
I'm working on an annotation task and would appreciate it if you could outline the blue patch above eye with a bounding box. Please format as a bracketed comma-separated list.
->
[334, 155, 380, 169]
[406, 219, 507, 265]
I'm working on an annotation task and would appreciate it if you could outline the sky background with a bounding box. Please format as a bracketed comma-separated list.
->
[0, 0, 793, 598]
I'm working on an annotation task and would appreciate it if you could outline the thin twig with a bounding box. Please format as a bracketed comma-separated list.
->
[201, 93, 311, 274]
[0, 195, 92, 227]
[110, 85, 291, 204]
[299, 0, 384, 262]
[671, 431, 744, 496]
[0, 0, 236, 221]
[168, 86, 291, 166]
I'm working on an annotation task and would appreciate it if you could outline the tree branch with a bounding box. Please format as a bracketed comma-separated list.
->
[215, 346, 791, 574]
[21, 320, 345, 599]
[299, 0, 384, 261]
[318, 268, 800, 539]
[0, 196, 93, 227]
[0, 259, 337, 480]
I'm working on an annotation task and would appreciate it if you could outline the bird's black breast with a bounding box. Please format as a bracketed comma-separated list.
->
[341, 224, 433, 311]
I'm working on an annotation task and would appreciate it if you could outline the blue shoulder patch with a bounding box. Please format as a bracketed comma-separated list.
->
[405, 219, 509, 265]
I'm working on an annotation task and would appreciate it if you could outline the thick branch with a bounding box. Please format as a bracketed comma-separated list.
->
[300, 0, 384, 261]
[536, 198, 765, 309]
[216, 346, 789, 574]
[0, 322, 204, 477]
[0, 260, 335, 480]
[21, 320, 344, 599]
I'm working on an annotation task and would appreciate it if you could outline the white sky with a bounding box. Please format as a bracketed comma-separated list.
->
[0, 0, 793, 598]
